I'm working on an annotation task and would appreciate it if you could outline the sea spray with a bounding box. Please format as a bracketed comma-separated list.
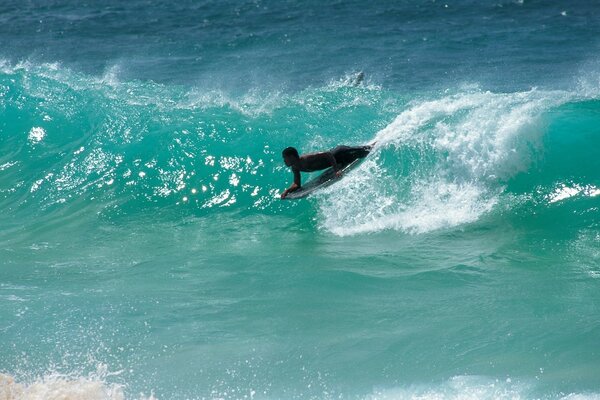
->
[318, 89, 578, 235]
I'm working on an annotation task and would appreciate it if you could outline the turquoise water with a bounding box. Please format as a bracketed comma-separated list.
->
[1, 1, 600, 399]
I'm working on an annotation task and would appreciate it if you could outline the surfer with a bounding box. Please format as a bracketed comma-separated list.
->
[280, 144, 373, 199]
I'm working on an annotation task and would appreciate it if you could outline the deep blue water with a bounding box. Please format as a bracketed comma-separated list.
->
[3, 0, 600, 90]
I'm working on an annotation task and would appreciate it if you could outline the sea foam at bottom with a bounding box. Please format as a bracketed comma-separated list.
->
[0, 373, 155, 400]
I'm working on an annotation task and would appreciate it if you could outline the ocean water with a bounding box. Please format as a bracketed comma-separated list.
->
[1, 1, 600, 399]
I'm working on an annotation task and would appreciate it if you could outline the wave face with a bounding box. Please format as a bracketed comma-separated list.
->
[1, 63, 598, 235]
[0, 62, 397, 221]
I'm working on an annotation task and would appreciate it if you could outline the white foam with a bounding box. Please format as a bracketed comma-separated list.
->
[0, 161, 18, 171]
[27, 127, 46, 144]
[375, 89, 568, 179]
[547, 183, 600, 203]
[320, 174, 497, 236]
[0, 372, 156, 400]
[320, 88, 572, 235]
[363, 375, 600, 400]
[184, 88, 283, 117]
[100, 65, 122, 87]
[365, 376, 526, 400]
[562, 393, 600, 400]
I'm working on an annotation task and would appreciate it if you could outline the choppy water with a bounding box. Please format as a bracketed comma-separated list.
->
[1, 1, 600, 399]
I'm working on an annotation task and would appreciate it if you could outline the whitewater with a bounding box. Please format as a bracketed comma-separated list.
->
[1, 1, 600, 399]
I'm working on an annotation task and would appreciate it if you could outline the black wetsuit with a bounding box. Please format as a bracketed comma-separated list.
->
[289, 144, 372, 189]
[330, 145, 371, 167]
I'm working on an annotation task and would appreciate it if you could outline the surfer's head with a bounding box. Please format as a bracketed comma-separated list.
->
[282, 147, 300, 167]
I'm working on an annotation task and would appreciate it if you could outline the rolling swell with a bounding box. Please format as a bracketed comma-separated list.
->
[1, 62, 599, 236]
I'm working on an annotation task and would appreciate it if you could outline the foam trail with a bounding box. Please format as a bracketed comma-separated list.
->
[319, 89, 573, 235]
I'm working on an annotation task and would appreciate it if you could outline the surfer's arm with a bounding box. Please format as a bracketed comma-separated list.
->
[281, 183, 298, 199]
[280, 169, 301, 199]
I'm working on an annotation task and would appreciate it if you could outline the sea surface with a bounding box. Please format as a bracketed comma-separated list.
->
[1, 1, 600, 399]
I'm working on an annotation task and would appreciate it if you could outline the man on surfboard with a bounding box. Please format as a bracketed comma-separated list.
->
[280, 144, 373, 199]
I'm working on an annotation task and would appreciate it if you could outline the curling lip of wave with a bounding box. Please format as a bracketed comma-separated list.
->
[318, 87, 580, 235]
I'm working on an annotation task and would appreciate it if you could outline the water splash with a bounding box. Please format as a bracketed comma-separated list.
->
[318, 88, 574, 235]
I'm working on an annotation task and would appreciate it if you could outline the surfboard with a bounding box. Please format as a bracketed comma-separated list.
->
[283, 158, 363, 200]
